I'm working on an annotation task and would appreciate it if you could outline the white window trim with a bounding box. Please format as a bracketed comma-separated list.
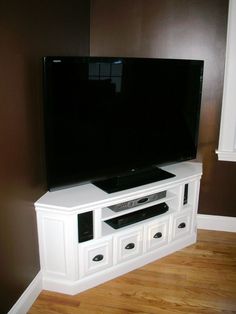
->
[216, 0, 236, 162]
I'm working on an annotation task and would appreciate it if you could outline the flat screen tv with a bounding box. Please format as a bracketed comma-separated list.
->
[43, 56, 203, 193]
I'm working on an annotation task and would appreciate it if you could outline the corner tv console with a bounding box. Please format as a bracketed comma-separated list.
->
[35, 162, 202, 295]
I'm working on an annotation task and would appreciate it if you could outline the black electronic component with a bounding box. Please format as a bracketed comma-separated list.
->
[105, 202, 169, 229]
[108, 190, 167, 212]
[78, 211, 93, 243]
[183, 184, 189, 205]
[43, 57, 203, 192]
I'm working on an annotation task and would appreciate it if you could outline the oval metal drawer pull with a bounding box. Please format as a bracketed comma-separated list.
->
[153, 232, 162, 239]
[178, 222, 186, 229]
[125, 243, 135, 250]
[92, 254, 104, 262]
[137, 197, 149, 204]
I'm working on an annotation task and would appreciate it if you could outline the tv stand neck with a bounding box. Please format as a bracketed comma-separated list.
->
[93, 166, 175, 193]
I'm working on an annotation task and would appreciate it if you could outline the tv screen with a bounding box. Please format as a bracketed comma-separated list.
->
[43, 57, 203, 192]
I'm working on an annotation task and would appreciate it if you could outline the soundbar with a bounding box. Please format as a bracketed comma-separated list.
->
[105, 202, 169, 229]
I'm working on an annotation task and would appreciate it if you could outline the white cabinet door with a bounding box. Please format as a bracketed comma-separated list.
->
[115, 228, 143, 264]
[79, 237, 113, 278]
[144, 217, 170, 252]
[172, 210, 192, 241]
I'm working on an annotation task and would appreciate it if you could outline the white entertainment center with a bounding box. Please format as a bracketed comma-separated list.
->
[35, 161, 202, 295]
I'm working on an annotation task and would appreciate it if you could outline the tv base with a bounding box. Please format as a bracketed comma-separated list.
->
[93, 167, 175, 193]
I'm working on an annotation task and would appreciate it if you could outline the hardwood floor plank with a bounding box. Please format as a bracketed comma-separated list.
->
[29, 230, 236, 314]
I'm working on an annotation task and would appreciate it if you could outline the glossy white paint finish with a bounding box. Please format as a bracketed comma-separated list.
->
[35, 162, 202, 295]
[35, 162, 202, 211]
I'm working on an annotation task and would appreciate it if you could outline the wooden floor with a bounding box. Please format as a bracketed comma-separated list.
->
[29, 230, 236, 314]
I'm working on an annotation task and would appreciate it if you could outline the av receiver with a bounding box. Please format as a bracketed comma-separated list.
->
[108, 190, 167, 212]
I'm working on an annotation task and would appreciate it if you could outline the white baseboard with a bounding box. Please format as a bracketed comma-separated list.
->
[8, 271, 42, 314]
[197, 214, 236, 232]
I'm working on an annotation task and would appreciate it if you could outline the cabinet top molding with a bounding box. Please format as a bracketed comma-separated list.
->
[35, 162, 202, 213]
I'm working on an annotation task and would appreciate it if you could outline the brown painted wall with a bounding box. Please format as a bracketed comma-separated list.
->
[0, 2, 234, 311]
[0, 1, 90, 313]
[90, 0, 236, 217]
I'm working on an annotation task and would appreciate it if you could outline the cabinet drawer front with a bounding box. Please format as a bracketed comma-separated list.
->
[145, 217, 170, 252]
[115, 229, 143, 264]
[172, 211, 192, 241]
[79, 238, 113, 277]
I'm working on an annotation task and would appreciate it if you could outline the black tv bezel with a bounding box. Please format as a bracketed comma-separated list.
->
[43, 56, 204, 192]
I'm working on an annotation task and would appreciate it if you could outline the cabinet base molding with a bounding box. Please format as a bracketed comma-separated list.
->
[42, 233, 196, 295]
